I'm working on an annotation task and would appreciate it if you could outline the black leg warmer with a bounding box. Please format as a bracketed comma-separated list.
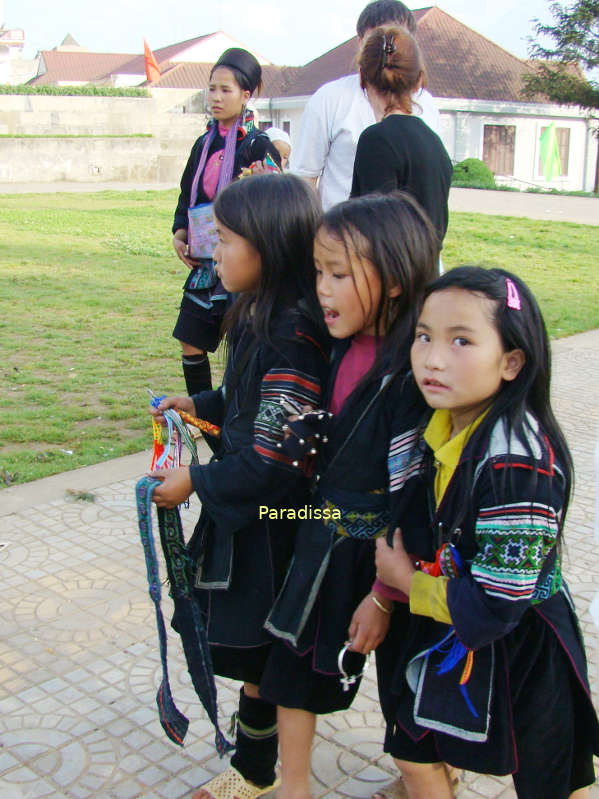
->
[181, 353, 212, 395]
[230, 688, 278, 788]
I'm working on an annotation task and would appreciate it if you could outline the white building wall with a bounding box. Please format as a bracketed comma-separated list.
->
[584, 122, 599, 193]
[0, 44, 9, 83]
[269, 94, 596, 191]
[172, 33, 270, 65]
[252, 97, 303, 140]
[436, 99, 596, 192]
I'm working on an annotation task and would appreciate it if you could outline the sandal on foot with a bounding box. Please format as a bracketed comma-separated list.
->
[371, 767, 461, 799]
[371, 778, 408, 799]
[192, 766, 280, 799]
[445, 764, 462, 794]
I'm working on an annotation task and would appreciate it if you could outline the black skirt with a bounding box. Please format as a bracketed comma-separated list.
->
[260, 639, 363, 714]
[210, 643, 271, 686]
[380, 608, 596, 799]
[172, 262, 229, 352]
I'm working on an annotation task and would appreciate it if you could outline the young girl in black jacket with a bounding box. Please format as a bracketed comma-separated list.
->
[375, 267, 599, 799]
[152, 174, 329, 799]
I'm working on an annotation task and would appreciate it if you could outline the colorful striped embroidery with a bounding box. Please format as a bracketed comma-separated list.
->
[471, 501, 560, 602]
[388, 428, 421, 493]
[253, 368, 321, 466]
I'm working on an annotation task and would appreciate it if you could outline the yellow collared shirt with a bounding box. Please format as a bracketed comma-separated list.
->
[410, 408, 489, 624]
[424, 408, 489, 508]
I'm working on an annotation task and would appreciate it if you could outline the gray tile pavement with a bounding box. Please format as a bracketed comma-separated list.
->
[2, 330, 599, 798]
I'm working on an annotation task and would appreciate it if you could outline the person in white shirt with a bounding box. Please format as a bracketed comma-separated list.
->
[291, 0, 442, 210]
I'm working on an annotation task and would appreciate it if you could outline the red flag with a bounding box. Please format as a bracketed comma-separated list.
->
[144, 39, 161, 83]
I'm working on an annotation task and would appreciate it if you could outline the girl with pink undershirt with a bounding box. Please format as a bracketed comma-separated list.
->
[171, 47, 279, 397]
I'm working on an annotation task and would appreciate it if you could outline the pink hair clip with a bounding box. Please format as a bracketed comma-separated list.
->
[505, 278, 521, 311]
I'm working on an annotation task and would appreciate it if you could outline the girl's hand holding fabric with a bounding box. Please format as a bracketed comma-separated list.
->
[149, 467, 193, 508]
[348, 592, 391, 654]
[375, 529, 416, 595]
[149, 395, 195, 426]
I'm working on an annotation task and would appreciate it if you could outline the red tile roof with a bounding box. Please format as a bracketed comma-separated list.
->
[146, 61, 301, 96]
[144, 62, 212, 89]
[281, 7, 429, 96]
[278, 6, 534, 102]
[416, 7, 531, 101]
[30, 50, 137, 85]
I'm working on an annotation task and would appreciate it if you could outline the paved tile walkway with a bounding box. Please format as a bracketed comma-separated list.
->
[2, 329, 599, 799]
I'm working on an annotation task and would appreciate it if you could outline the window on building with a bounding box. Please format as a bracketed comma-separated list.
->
[283, 121, 290, 134]
[259, 120, 272, 131]
[483, 125, 516, 176]
[538, 127, 570, 176]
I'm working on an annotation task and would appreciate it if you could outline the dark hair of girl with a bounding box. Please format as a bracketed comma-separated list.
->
[423, 265, 573, 533]
[214, 173, 323, 346]
[320, 191, 439, 377]
[210, 48, 263, 95]
[356, 0, 416, 37]
[358, 25, 425, 114]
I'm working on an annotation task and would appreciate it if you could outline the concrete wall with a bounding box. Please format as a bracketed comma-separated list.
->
[0, 94, 168, 136]
[0, 93, 210, 183]
[0, 135, 195, 183]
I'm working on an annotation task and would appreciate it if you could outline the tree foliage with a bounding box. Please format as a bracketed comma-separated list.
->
[523, 0, 599, 110]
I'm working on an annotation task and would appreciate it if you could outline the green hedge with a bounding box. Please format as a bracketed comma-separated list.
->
[452, 158, 496, 189]
[0, 84, 149, 97]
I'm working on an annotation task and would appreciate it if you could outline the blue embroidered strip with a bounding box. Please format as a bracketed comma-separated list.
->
[136, 476, 233, 755]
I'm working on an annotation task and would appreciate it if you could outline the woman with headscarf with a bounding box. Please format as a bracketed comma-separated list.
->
[171, 47, 280, 396]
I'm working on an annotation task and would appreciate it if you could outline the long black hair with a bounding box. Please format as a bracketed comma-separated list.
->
[320, 191, 439, 375]
[214, 173, 323, 346]
[423, 265, 573, 531]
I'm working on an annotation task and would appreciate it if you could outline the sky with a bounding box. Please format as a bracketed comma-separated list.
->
[4, 0, 555, 66]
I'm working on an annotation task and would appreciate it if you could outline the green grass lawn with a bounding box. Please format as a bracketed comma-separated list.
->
[1, 189, 598, 486]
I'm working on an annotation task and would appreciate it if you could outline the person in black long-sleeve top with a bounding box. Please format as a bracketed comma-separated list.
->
[171, 48, 279, 397]
[151, 174, 329, 799]
[351, 25, 452, 246]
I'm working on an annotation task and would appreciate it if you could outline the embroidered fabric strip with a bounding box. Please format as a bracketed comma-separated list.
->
[253, 368, 321, 466]
[323, 490, 389, 540]
[136, 476, 233, 755]
[388, 428, 422, 492]
[471, 501, 560, 602]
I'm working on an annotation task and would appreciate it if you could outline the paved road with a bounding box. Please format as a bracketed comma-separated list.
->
[449, 187, 598, 226]
[0, 181, 179, 194]
[0, 181, 597, 225]
[1, 330, 599, 799]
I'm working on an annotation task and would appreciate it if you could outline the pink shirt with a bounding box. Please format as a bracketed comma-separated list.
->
[202, 123, 230, 200]
[330, 333, 378, 415]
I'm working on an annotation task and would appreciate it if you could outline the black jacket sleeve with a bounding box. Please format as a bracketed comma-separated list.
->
[447, 460, 565, 650]
[238, 131, 282, 169]
[188, 335, 327, 532]
[191, 388, 225, 429]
